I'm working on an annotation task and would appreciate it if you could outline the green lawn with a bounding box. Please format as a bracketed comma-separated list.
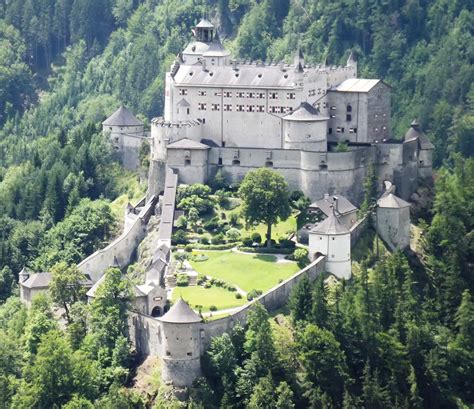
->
[189, 250, 299, 293]
[171, 285, 246, 312]
[243, 214, 297, 240]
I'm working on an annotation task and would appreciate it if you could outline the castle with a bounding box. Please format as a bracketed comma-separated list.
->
[19, 18, 434, 389]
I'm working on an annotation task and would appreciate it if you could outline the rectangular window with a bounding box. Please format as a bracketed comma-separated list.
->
[247, 92, 255, 98]
[330, 106, 336, 110]
[236, 105, 245, 112]
[330, 114, 336, 118]
[198, 90, 207, 96]
[287, 92, 296, 100]
[224, 91, 232, 98]
[257, 92, 265, 99]
[211, 103, 220, 111]
[179, 89, 188, 95]
[346, 114, 352, 121]
[337, 127, 342, 133]
[198, 103, 207, 111]
[308, 89, 316, 97]
[237, 92, 245, 98]
[224, 104, 232, 112]
[256, 105, 264, 112]
[328, 128, 332, 134]
[269, 92, 278, 99]
[247, 105, 255, 112]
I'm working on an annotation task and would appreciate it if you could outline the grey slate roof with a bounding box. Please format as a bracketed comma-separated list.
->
[167, 138, 210, 150]
[103, 106, 143, 127]
[404, 120, 434, 150]
[160, 298, 202, 323]
[332, 78, 381, 93]
[177, 98, 190, 107]
[158, 168, 178, 242]
[173, 63, 299, 89]
[284, 102, 329, 121]
[377, 193, 410, 209]
[311, 195, 357, 217]
[183, 40, 230, 57]
[311, 212, 350, 235]
[21, 273, 52, 289]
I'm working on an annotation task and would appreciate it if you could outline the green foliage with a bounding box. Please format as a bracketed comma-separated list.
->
[239, 168, 291, 248]
[176, 273, 190, 287]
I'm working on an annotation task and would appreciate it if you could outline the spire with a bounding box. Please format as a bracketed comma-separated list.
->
[411, 119, 420, 129]
[294, 46, 304, 70]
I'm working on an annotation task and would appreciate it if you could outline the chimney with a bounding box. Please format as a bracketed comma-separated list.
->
[232, 60, 238, 71]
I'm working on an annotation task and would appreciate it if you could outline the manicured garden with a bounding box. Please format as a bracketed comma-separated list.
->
[171, 285, 247, 312]
[189, 250, 299, 293]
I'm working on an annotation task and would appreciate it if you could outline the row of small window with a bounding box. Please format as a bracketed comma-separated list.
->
[197, 103, 292, 114]
[328, 127, 358, 134]
[180, 89, 296, 100]
[308, 89, 327, 97]
[330, 114, 354, 121]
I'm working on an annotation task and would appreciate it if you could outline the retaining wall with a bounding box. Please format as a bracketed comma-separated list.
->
[350, 214, 370, 248]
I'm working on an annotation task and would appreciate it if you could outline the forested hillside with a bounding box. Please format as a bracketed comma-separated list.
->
[0, 0, 472, 407]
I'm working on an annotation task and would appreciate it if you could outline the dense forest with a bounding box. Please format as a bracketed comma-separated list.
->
[0, 0, 472, 407]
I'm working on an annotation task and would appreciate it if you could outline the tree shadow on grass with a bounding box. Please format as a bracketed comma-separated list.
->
[253, 254, 277, 262]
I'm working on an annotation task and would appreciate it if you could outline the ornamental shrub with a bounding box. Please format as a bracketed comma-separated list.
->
[209, 305, 218, 312]
[242, 236, 253, 247]
[251, 232, 262, 243]
[235, 293, 242, 299]
[247, 289, 263, 301]
[184, 244, 194, 252]
[176, 273, 190, 287]
[226, 227, 241, 242]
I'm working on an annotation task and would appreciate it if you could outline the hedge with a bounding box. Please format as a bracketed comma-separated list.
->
[237, 246, 295, 255]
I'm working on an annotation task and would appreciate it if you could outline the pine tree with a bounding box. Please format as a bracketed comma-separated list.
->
[311, 274, 328, 328]
[289, 274, 312, 323]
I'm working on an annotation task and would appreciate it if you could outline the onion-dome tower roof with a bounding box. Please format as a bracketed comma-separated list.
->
[159, 298, 202, 323]
[103, 105, 143, 127]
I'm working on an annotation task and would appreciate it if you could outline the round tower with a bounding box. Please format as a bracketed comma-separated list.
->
[102, 105, 145, 169]
[159, 298, 202, 387]
[376, 193, 411, 251]
[308, 206, 351, 279]
[283, 102, 329, 152]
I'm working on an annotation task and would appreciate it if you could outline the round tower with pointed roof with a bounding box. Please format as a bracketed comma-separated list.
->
[282, 102, 329, 151]
[376, 192, 411, 251]
[158, 298, 203, 387]
[308, 204, 351, 279]
[102, 105, 145, 170]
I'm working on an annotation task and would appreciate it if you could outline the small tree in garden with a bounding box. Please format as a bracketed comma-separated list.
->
[238, 169, 291, 248]
[175, 253, 188, 270]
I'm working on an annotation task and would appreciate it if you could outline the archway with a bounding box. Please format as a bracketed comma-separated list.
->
[151, 306, 162, 317]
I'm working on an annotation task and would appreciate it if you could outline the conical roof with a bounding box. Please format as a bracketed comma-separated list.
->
[377, 193, 410, 209]
[404, 120, 434, 150]
[103, 106, 143, 127]
[196, 18, 214, 29]
[284, 102, 329, 122]
[311, 211, 349, 235]
[160, 298, 202, 324]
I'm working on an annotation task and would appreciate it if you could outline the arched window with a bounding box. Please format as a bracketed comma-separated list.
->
[346, 104, 352, 112]
[151, 306, 162, 317]
[232, 159, 240, 166]
[265, 161, 273, 168]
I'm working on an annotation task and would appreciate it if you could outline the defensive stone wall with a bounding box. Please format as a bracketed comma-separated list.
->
[350, 214, 370, 248]
[128, 255, 326, 359]
[78, 196, 157, 283]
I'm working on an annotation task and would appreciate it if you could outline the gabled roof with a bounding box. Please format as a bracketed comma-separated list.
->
[311, 211, 349, 235]
[283, 102, 329, 122]
[377, 193, 410, 209]
[21, 273, 52, 289]
[103, 106, 143, 127]
[177, 98, 190, 107]
[167, 138, 210, 150]
[311, 195, 357, 216]
[159, 298, 202, 324]
[332, 78, 383, 93]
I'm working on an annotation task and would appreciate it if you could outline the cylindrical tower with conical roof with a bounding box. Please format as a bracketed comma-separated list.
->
[158, 298, 202, 387]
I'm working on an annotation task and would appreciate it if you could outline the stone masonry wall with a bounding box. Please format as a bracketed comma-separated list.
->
[78, 196, 157, 283]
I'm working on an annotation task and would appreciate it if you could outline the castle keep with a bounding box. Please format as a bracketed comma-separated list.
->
[147, 18, 433, 204]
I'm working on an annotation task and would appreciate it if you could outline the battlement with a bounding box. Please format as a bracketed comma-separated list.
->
[151, 117, 202, 128]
